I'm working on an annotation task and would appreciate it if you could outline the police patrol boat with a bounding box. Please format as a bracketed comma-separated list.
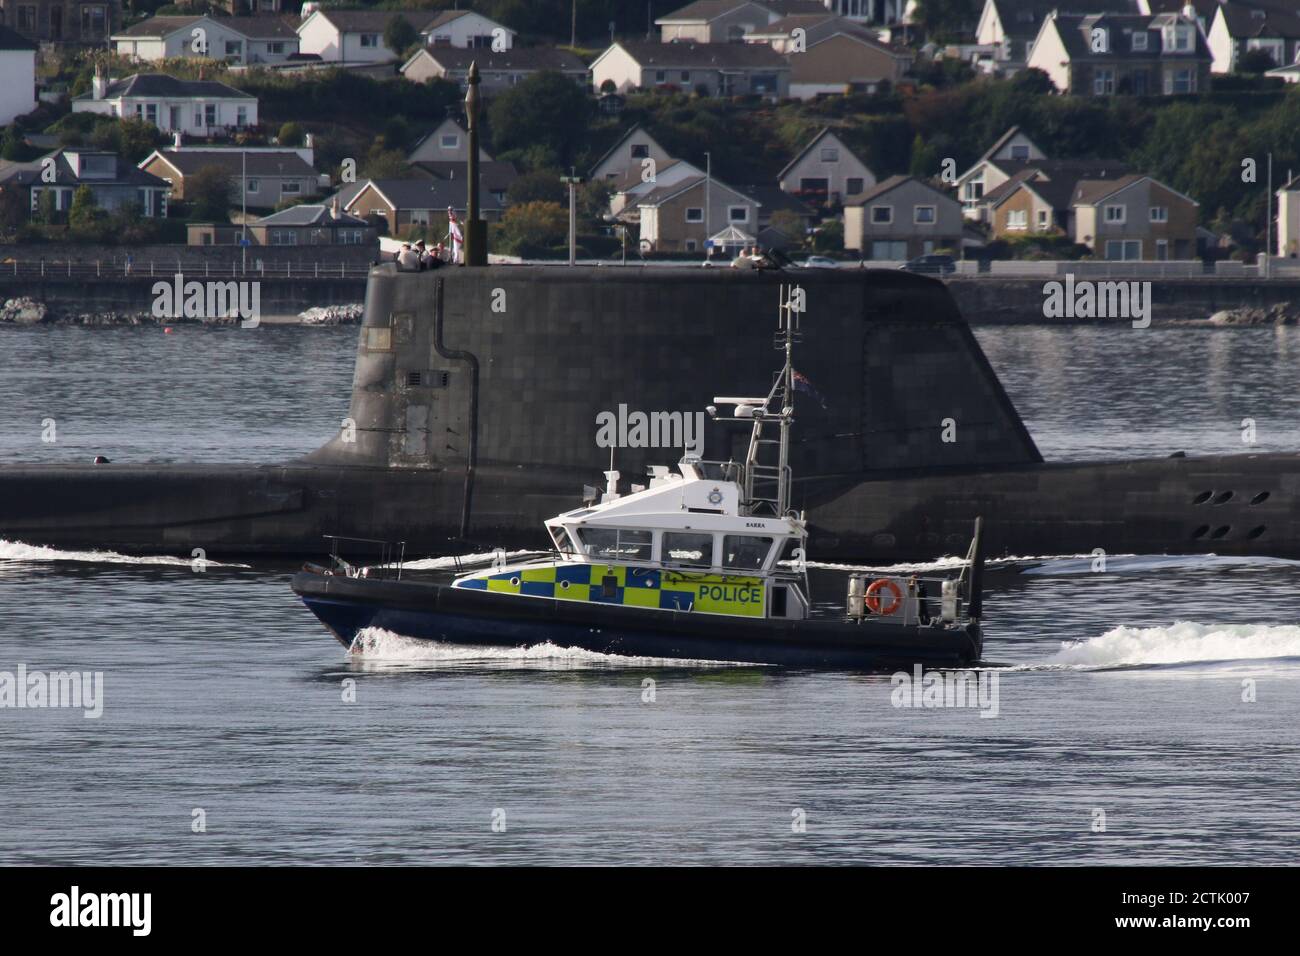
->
[291, 286, 986, 668]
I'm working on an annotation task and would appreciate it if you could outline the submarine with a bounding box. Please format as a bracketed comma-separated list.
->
[2, 263, 1299, 563]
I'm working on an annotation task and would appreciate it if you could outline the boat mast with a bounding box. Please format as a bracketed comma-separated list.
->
[741, 284, 801, 517]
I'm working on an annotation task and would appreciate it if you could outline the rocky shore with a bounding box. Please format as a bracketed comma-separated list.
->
[0, 297, 365, 326]
[1207, 304, 1300, 325]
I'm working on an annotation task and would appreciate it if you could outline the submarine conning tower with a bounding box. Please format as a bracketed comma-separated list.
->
[304, 265, 1041, 488]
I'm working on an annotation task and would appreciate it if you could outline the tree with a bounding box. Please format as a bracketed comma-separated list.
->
[488, 71, 593, 166]
[812, 220, 843, 252]
[36, 189, 59, 225]
[117, 117, 164, 164]
[189, 165, 233, 221]
[278, 121, 305, 146]
[68, 185, 99, 232]
[383, 16, 420, 58]
[769, 209, 807, 246]
[1239, 49, 1279, 75]
[913, 0, 977, 43]
[495, 200, 568, 255]
[507, 169, 564, 206]
[0, 184, 26, 235]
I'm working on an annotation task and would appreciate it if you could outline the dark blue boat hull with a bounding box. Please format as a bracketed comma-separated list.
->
[293, 571, 982, 669]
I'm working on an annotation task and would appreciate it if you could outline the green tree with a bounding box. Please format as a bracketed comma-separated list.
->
[188, 165, 233, 221]
[909, 133, 940, 178]
[488, 71, 593, 166]
[383, 16, 420, 58]
[495, 200, 568, 255]
[117, 117, 164, 164]
[769, 209, 807, 246]
[507, 169, 564, 205]
[0, 183, 26, 234]
[812, 220, 843, 253]
[277, 121, 305, 146]
[68, 185, 99, 232]
[913, 0, 978, 43]
[36, 189, 59, 225]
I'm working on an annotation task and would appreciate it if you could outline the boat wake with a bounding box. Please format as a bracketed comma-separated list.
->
[347, 627, 754, 669]
[0, 538, 250, 568]
[397, 550, 540, 571]
[1020, 621, 1300, 671]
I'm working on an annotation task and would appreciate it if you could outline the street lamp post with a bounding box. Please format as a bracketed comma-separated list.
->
[704, 151, 711, 264]
[560, 170, 583, 266]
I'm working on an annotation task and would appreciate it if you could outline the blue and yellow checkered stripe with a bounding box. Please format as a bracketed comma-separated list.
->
[455, 563, 766, 617]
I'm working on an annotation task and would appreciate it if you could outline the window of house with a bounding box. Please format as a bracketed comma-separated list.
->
[870, 205, 892, 224]
[409, 209, 431, 225]
[441, 134, 459, 149]
[246, 179, 260, 193]
[1094, 69, 1115, 94]
[1010, 144, 1030, 160]
[225, 40, 243, 57]
[268, 42, 284, 54]
[630, 144, 649, 158]
[963, 180, 984, 201]
[1149, 205, 1168, 222]
[204, 104, 217, 126]
[17, 6, 36, 32]
[1163, 23, 1192, 52]
[1104, 204, 1126, 223]
[272, 230, 298, 246]
[281, 181, 301, 194]
[846, 177, 864, 195]
[1165, 68, 1194, 93]
[685, 207, 703, 223]
[81, 4, 107, 37]
[360, 33, 379, 48]
[236, 106, 248, 127]
[685, 239, 697, 251]
[1156, 239, 1169, 260]
[914, 204, 936, 224]
[820, 147, 839, 162]
[1131, 31, 1148, 52]
[870, 239, 907, 260]
[663, 532, 713, 568]
[1104, 239, 1142, 260]
[1007, 209, 1027, 230]
[1037, 209, 1049, 229]
[655, 70, 666, 82]
[728, 206, 748, 223]
[681, 70, 690, 82]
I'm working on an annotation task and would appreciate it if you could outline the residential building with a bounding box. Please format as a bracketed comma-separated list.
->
[174, 0, 286, 14]
[334, 178, 504, 236]
[297, 8, 513, 64]
[954, 126, 1048, 220]
[974, 0, 1139, 72]
[188, 202, 376, 246]
[0, 147, 169, 217]
[777, 127, 875, 205]
[983, 159, 1133, 239]
[784, 31, 912, 97]
[140, 146, 321, 208]
[588, 125, 674, 183]
[406, 117, 491, 165]
[1207, 1, 1300, 73]
[609, 157, 705, 216]
[112, 15, 300, 65]
[73, 71, 258, 136]
[738, 181, 815, 248]
[0, 24, 35, 125]
[1027, 11, 1212, 95]
[1071, 174, 1198, 259]
[401, 46, 587, 93]
[0, 0, 118, 44]
[590, 40, 789, 96]
[656, 0, 906, 43]
[1277, 173, 1300, 257]
[745, 11, 880, 51]
[623, 173, 762, 253]
[843, 175, 963, 259]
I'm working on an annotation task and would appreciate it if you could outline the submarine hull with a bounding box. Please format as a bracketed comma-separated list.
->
[3, 266, 1297, 562]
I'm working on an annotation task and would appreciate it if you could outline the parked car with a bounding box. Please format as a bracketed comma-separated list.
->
[800, 256, 840, 269]
[900, 254, 956, 276]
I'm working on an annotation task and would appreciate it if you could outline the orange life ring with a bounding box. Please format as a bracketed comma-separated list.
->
[865, 578, 903, 616]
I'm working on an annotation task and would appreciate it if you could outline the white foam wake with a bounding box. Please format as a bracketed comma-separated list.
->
[396, 549, 540, 571]
[1044, 621, 1300, 669]
[801, 553, 1106, 574]
[348, 627, 748, 668]
[0, 538, 249, 568]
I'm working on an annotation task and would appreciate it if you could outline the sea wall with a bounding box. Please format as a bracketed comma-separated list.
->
[0, 243, 374, 272]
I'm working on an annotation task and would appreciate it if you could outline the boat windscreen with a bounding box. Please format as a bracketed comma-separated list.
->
[578, 528, 653, 560]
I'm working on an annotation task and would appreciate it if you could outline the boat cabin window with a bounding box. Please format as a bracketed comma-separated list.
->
[578, 528, 653, 561]
[663, 531, 714, 568]
[549, 527, 574, 553]
[722, 535, 773, 570]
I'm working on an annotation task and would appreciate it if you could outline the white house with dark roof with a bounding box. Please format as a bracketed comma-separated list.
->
[778, 128, 875, 205]
[590, 40, 789, 96]
[112, 15, 299, 65]
[0, 24, 36, 125]
[953, 126, 1047, 219]
[1207, 2, 1300, 74]
[975, 0, 1141, 72]
[407, 117, 492, 164]
[588, 125, 674, 183]
[0, 147, 169, 217]
[334, 177, 505, 236]
[1277, 173, 1300, 257]
[297, 7, 513, 64]
[73, 71, 258, 136]
[139, 146, 321, 208]
[401, 46, 586, 93]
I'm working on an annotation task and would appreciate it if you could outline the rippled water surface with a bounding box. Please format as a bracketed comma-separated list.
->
[1, 323, 1298, 865]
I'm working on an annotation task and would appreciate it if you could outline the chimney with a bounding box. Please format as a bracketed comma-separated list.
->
[92, 63, 107, 101]
[330, 197, 340, 220]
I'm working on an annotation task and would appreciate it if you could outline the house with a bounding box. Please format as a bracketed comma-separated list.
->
[590, 40, 789, 96]
[140, 146, 321, 208]
[1207, 2, 1300, 74]
[784, 31, 912, 97]
[588, 125, 674, 183]
[188, 202, 376, 246]
[0, 0, 118, 44]
[983, 159, 1132, 239]
[622, 174, 761, 253]
[974, 0, 1139, 72]
[655, 1, 826, 44]
[174, 0, 286, 14]
[335, 178, 504, 236]
[409, 160, 517, 208]
[738, 182, 815, 248]
[406, 118, 491, 165]
[1070, 174, 1198, 259]
[0, 24, 36, 125]
[1277, 174, 1300, 257]
[609, 158, 705, 216]
[73, 70, 258, 136]
[1027, 11, 1212, 95]
[778, 127, 875, 205]
[296, 8, 513, 64]
[0, 147, 169, 217]
[843, 175, 963, 259]
[745, 12, 880, 52]
[112, 15, 300, 65]
[421, 8, 514, 49]
[401, 46, 587, 93]
[953, 126, 1048, 219]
